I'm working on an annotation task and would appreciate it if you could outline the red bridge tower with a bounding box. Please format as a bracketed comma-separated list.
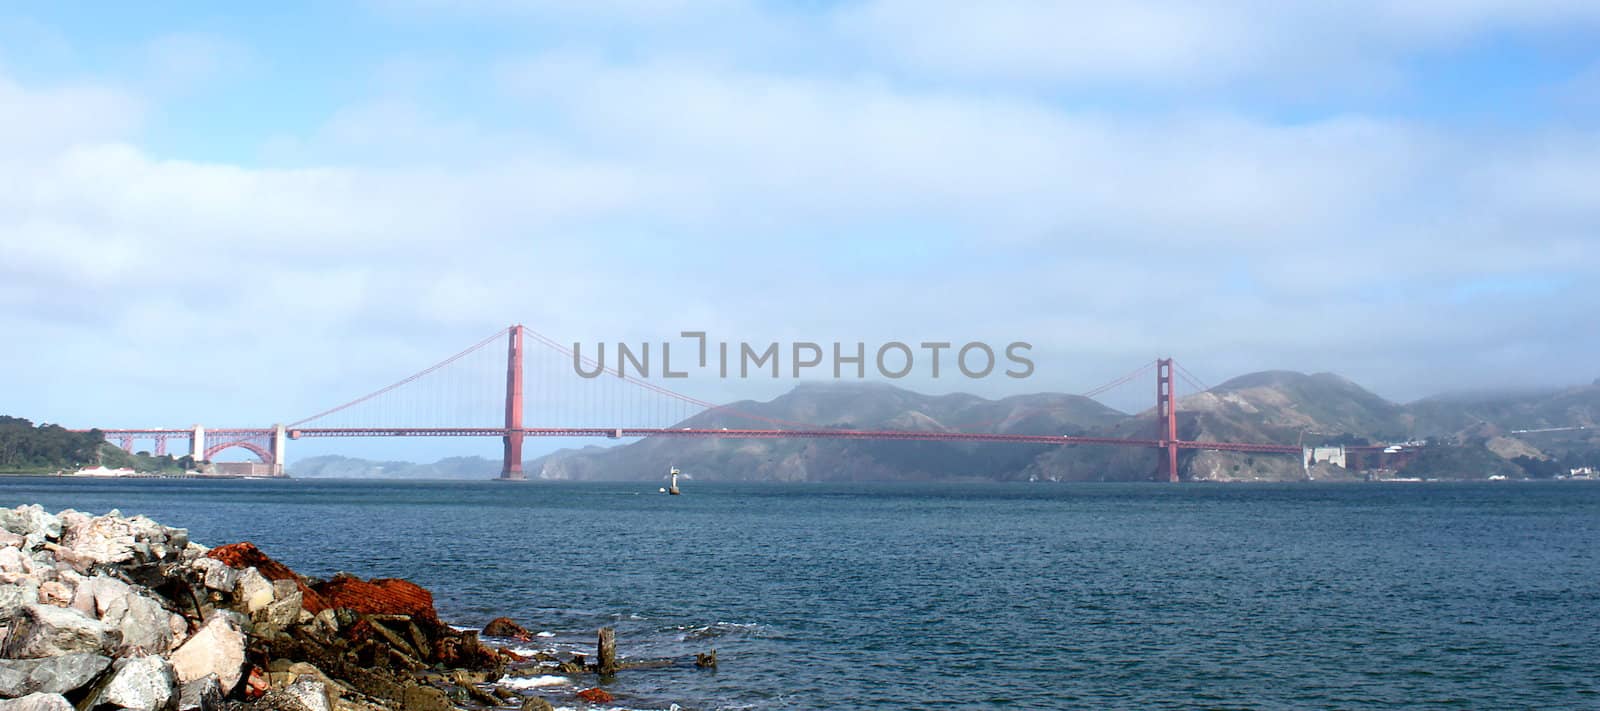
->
[1156, 357, 1178, 482]
[501, 325, 525, 480]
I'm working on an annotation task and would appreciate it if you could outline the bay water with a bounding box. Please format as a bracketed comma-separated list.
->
[2, 478, 1595, 709]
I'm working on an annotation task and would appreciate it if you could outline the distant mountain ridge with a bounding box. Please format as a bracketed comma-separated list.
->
[528, 373, 1600, 483]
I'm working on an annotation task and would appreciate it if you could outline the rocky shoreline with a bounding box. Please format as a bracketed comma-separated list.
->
[0, 505, 695, 710]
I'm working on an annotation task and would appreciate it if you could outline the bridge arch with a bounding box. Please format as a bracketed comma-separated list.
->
[204, 441, 274, 464]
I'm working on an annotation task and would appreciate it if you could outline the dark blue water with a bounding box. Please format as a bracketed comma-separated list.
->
[2, 479, 1597, 710]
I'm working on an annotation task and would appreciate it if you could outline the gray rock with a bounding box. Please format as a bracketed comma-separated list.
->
[58, 513, 178, 574]
[169, 612, 245, 694]
[256, 689, 315, 711]
[255, 589, 303, 635]
[402, 685, 454, 711]
[0, 604, 119, 658]
[0, 507, 60, 541]
[0, 583, 40, 625]
[233, 568, 274, 613]
[104, 593, 175, 654]
[0, 653, 110, 696]
[0, 693, 73, 711]
[284, 678, 332, 711]
[69, 575, 132, 618]
[90, 656, 173, 711]
[51, 511, 89, 545]
[33, 582, 69, 609]
[0, 664, 21, 696]
[270, 579, 298, 600]
[0, 549, 35, 577]
[520, 697, 556, 711]
[310, 609, 340, 636]
[176, 674, 222, 711]
[190, 558, 237, 593]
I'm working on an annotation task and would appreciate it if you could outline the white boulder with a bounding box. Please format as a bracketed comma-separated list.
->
[90, 655, 174, 711]
[169, 612, 246, 694]
[234, 567, 275, 613]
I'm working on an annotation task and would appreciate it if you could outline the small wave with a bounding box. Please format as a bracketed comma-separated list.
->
[506, 646, 554, 657]
[536, 631, 556, 637]
[498, 674, 571, 689]
[672, 621, 766, 641]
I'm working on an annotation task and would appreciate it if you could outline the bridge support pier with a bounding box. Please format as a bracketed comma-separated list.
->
[272, 424, 287, 476]
[191, 425, 206, 462]
[500, 325, 526, 480]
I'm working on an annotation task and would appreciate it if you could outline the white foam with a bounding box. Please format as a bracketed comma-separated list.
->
[507, 646, 550, 657]
[497, 675, 570, 689]
[536, 631, 556, 637]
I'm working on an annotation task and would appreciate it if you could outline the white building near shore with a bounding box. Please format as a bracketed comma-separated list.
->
[74, 466, 137, 477]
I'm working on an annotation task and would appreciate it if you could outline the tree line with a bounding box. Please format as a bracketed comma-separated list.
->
[0, 416, 200, 473]
[0, 416, 105, 470]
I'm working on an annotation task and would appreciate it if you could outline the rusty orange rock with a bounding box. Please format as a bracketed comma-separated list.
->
[577, 687, 614, 703]
[483, 616, 532, 640]
[342, 617, 377, 644]
[243, 665, 269, 699]
[311, 575, 439, 623]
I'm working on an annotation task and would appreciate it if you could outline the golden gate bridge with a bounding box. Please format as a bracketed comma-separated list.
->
[87, 325, 1395, 482]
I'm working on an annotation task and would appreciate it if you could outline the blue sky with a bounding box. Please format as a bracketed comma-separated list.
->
[2, 1, 1598, 462]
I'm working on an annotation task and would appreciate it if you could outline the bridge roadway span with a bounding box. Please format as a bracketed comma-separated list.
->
[282, 426, 1309, 454]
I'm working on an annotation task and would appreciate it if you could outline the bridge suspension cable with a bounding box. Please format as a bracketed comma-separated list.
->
[288, 327, 511, 428]
[1173, 361, 1212, 394]
[521, 328, 834, 430]
[1080, 360, 1158, 399]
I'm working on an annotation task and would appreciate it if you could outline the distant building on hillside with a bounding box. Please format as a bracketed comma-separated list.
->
[1304, 445, 1347, 469]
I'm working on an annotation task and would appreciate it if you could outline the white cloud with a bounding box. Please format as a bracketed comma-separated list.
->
[1, 1, 1598, 440]
[492, 55, 1593, 277]
[0, 74, 143, 156]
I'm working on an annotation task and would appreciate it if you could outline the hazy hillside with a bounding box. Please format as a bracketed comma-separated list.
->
[527, 382, 1128, 482]
[1407, 383, 1600, 436]
[289, 454, 498, 479]
[1023, 371, 1411, 482]
[1169, 371, 1412, 481]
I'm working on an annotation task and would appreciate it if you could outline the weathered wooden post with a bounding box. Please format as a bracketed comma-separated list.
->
[695, 649, 718, 669]
[597, 627, 617, 674]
